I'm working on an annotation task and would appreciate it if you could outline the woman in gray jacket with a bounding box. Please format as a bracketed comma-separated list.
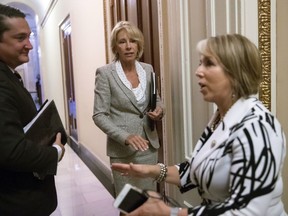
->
[93, 21, 164, 197]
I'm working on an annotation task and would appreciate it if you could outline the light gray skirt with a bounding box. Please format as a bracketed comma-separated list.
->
[110, 146, 158, 196]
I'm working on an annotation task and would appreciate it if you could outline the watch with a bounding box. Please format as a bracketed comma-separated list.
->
[170, 207, 181, 216]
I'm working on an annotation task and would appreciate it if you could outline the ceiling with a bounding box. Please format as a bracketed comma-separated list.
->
[2, 0, 51, 24]
[1, 0, 52, 34]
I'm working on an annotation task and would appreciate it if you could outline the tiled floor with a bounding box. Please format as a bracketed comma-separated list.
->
[51, 145, 119, 216]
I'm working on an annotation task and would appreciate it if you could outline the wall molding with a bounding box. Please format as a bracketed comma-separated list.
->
[258, 0, 271, 110]
[40, 0, 58, 28]
[180, 0, 193, 160]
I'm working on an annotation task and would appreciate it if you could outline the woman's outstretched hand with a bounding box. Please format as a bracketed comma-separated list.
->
[111, 163, 154, 179]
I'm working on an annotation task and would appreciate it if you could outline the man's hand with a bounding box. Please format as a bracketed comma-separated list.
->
[54, 132, 65, 161]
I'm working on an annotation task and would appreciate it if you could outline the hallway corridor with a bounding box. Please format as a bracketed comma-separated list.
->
[51, 145, 119, 216]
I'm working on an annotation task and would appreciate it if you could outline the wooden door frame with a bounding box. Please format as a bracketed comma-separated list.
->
[59, 16, 79, 145]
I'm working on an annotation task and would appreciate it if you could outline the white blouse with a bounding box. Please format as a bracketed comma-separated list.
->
[116, 61, 146, 110]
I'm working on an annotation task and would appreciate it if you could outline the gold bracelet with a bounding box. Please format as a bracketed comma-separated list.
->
[155, 163, 167, 183]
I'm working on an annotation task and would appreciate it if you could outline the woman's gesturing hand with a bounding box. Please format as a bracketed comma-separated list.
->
[111, 163, 154, 179]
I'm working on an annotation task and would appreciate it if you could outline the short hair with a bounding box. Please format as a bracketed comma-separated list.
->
[0, 4, 26, 41]
[110, 21, 144, 61]
[196, 34, 262, 98]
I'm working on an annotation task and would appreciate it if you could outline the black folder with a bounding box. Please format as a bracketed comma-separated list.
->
[24, 100, 67, 146]
[149, 73, 157, 130]
[150, 72, 157, 110]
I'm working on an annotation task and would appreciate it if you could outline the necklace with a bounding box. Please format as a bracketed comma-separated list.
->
[210, 114, 223, 132]
[210, 105, 233, 132]
[210, 100, 237, 132]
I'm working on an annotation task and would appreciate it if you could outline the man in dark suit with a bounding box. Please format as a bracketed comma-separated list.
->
[0, 4, 65, 216]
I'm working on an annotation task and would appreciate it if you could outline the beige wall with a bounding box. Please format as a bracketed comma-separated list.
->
[38, 0, 110, 166]
[276, 0, 288, 209]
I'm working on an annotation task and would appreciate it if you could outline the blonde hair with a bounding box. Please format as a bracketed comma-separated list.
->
[197, 34, 262, 98]
[110, 21, 144, 61]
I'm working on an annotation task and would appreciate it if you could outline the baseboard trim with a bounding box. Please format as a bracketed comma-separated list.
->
[67, 137, 115, 197]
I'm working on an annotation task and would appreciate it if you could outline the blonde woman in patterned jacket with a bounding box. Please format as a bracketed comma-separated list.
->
[111, 34, 287, 216]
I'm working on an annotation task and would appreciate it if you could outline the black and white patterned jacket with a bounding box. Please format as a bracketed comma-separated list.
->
[177, 97, 287, 216]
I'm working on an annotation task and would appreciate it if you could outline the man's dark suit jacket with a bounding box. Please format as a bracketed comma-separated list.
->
[0, 61, 58, 216]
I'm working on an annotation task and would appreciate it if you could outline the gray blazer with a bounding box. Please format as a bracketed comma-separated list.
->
[92, 62, 163, 157]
